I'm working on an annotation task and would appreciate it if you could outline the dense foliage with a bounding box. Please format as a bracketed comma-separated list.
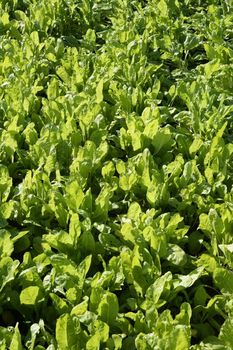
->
[0, 0, 233, 348]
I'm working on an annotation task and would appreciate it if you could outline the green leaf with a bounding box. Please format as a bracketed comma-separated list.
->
[20, 286, 41, 306]
[0, 229, 14, 258]
[22, 123, 38, 145]
[152, 128, 171, 153]
[47, 78, 60, 100]
[94, 185, 112, 221]
[89, 319, 109, 342]
[135, 333, 159, 350]
[79, 231, 95, 254]
[204, 60, 221, 78]
[30, 31, 40, 46]
[173, 267, 206, 290]
[85, 29, 96, 44]
[119, 172, 138, 192]
[65, 180, 84, 212]
[158, 0, 169, 17]
[147, 175, 169, 207]
[194, 286, 208, 309]
[189, 137, 203, 156]
[96, 79, 104, 104]
[204, 122, 227, 166]
[213, 268, 233, 294]
[141, 272, 172, 310]
[219, 317, 233, 348]
[56, 314, 83, 349]
[9, 324, 23, 350]
[0, 257, 19, 292]
[143, 120, 159, 140]
[50, 293, 70, 315]
[0, 165, 12, 202]
[127, 202, 142, 221]
[69, 213, 81, 245]
[86, 334, 100, 350]
[97, 291, 119, 325]
[166, 244, 187, 266]
[208, 209, 224, 239]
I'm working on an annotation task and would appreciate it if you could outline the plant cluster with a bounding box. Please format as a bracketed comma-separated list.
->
[0, 0, 233, 349]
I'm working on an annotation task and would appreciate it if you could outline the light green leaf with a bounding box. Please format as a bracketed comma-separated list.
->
[0, 165, 12, 202]
[97, 291, 119, 325]
[89, 319, 109, 342]
[166, 244, 187, 266]
[96, 79, 104, 104]
[142, 272, 172, 310]
[69, 213, 81, 245]
[213, 268, 233, 294]
[9, 324, 23, 350]
[56, 314, 82, 350]
[0, 229, 14, 258]
[127, 202, 141, 221]
[65, 180, 84, 212]
[204, 122, 227, 165]
[86, 334, 100, 350]
[20, 286, 41, 305]
[0, 257, 19, 292]
[219, 317, 233, 348]
[189, 137, 203, 156]
[158, 0, 169, 17]
[173, 267, 205, 290]
[119, 172, 138, 191]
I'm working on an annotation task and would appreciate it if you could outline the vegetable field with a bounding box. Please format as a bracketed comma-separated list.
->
[1, 0, 233, 348]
